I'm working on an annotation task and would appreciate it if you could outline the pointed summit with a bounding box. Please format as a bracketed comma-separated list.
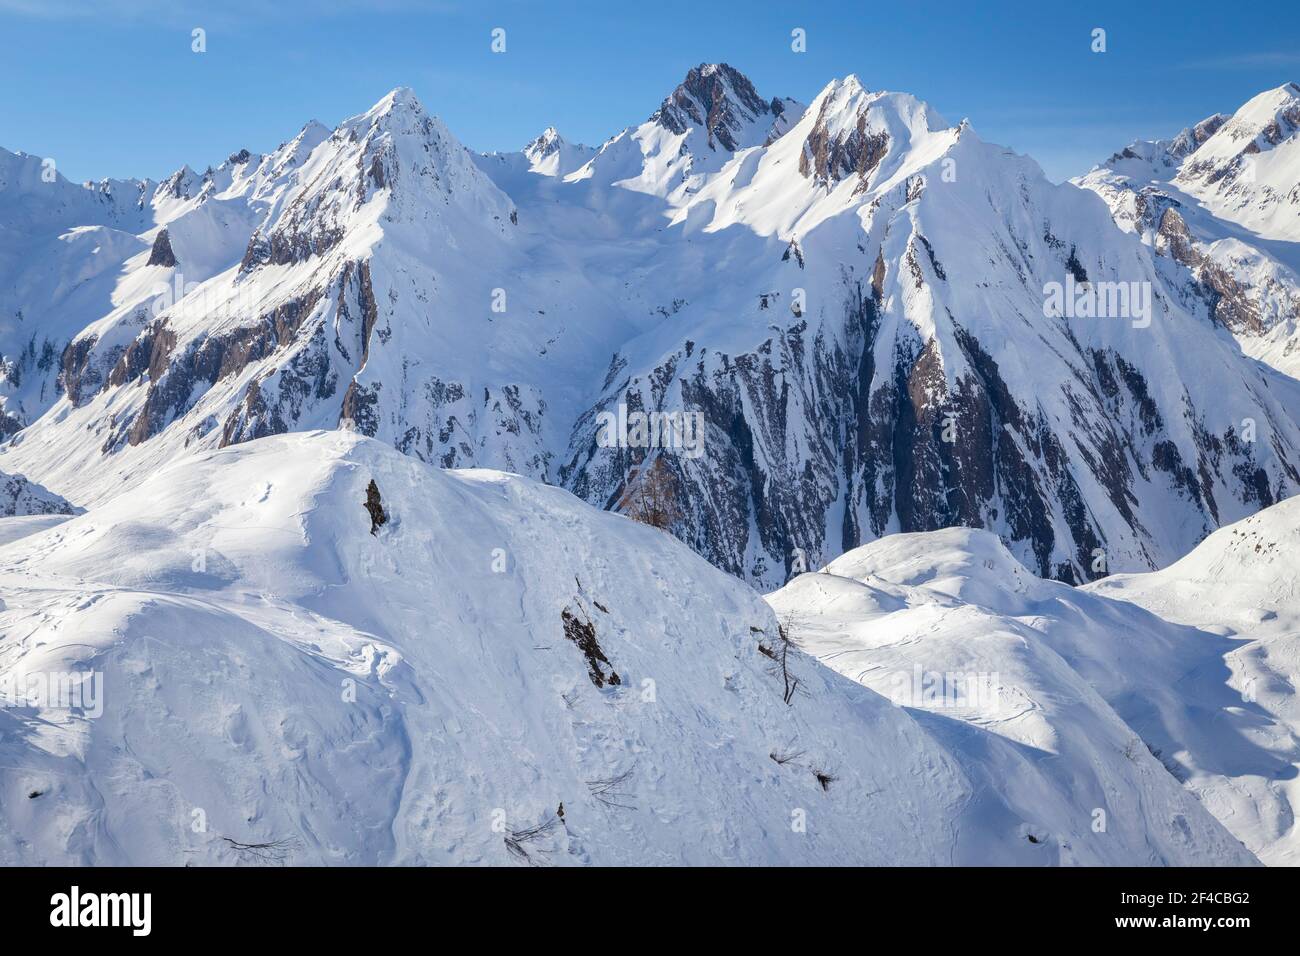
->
[1185, 80, 1300, 167]
[373, 86, 426, 116]
[651, 62, 793, 152]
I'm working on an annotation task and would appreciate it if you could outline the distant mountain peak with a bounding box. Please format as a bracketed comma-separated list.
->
[523, 126, 565, 160]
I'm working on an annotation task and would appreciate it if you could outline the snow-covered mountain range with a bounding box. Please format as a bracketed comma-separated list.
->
[3, 65, 1299, 591]
[2, 65, 1299, 866]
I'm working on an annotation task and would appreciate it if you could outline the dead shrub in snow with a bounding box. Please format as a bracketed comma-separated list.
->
[586, 763, 637, 810]
[618, 456, 681, 531]
[220, 835, 299, 865]
[769, 616, 806, 706]
[504, 817, 561, 865]
[811, 768, 838, 792]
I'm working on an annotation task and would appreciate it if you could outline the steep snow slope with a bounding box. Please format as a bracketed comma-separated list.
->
[0, 431, 1254, 865]
[0, 430, 964, 866]
[1175, 83, 1300, 242]
[0, 121, 330, 440]
[1077, 83, 1300, 378]
[558, 74, 1300, 587]
[768, 524, 1298, 864]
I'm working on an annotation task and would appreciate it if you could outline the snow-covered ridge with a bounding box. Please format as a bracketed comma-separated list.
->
[566, 62, 806, 201]
[0, 469, 77, 518]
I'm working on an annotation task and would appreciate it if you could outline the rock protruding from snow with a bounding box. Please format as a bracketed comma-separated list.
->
[567, 63, 804, 200]
[651, 63, 785, 152]
[147, 228, 178, 267]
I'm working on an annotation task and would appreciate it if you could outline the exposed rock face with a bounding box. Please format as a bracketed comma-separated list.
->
[1155, 206, 1266, 335]
[522, 127, 564, 162]
[363, 477, 387, 533]
[801, 100, 890, 190]
[0, 469, 77, 516]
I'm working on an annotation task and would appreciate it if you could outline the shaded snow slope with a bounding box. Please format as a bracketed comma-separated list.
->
[1088, 497, 1300, 864]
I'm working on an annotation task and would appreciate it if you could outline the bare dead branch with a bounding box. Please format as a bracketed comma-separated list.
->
[220, 835, 299, 866]
[586, 763, 638, 810]
[504, 817, 561, 865]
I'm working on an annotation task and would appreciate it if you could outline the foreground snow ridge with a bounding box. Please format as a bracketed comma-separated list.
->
[0, 431, 1255, 865]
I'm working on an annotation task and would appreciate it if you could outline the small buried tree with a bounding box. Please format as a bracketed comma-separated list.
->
[617, 456, 681, 531]
[364, 478, 387, 535]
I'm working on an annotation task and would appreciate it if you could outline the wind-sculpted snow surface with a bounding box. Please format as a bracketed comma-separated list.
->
[2, 67, 1299, 594]
[768, 524, 1296, 865]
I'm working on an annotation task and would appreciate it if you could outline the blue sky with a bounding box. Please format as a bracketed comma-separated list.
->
[2, 0, 1298, 184]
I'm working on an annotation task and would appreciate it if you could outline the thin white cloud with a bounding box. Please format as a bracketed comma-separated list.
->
[0, 0, 458, 20]
[1178, 51, 1300, 71]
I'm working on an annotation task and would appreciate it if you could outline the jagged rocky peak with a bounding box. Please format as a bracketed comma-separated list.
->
[1223, 81, 1300, 145]
[1179, 82, 1300, 177]
[1167, 113, 1230, 158]
[1101, 114, 1229, 177]
[156, 164, 199, 201]
[523, 126, 564, 160]
[338, 86, 474, 169]
[652, 62, 788, 151]
[254, 85, 514, 253]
